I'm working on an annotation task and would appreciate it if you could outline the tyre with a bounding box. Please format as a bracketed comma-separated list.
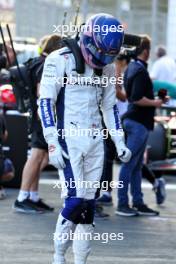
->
[147, 123, 167, 161]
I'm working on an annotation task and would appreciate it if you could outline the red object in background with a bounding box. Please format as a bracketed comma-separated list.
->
[0, 84, 16, 104]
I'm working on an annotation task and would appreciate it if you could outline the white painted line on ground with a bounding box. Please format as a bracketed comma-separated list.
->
[40, 179, 57, 185]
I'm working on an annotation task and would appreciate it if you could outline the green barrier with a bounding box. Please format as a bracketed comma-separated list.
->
[153, 80, 176, 99]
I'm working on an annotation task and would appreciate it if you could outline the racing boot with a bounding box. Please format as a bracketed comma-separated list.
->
[53, 213, 76, 264]
[73, 223, 94, 264]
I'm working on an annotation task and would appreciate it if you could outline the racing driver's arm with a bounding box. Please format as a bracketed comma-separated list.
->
[101, 65, 131, 163]
[38, 52, 69, 169]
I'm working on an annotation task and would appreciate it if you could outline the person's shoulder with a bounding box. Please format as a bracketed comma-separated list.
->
[125, 60, 145, 80]
[46, 47, 74, 66]
[164, 56, 176, 65]
[49, 47, 72, 57]
[156, 56, 171, 66]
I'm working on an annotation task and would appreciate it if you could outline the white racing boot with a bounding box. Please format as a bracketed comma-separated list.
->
[53, 214, 76, 264]
[73, 224, 94, 264]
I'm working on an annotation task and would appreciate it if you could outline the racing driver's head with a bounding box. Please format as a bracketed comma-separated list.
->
[80, 13, 124, 69]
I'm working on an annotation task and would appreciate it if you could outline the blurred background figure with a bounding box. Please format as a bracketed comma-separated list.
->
[150, 45, 176, 83]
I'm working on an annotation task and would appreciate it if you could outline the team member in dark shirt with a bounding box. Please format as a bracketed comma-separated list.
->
[116, 35, 166, 216]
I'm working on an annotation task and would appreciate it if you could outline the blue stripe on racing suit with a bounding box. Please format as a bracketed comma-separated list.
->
[113, 104, 122, 130]
[40, 98, 55, 128]
[56, 86, 76, 197]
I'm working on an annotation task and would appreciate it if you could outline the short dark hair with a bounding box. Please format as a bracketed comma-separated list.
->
[136, 35, 151, 56]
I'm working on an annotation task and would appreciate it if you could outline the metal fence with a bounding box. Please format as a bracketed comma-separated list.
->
[15, 0, 168, 57]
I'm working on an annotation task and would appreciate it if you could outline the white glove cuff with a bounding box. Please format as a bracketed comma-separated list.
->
[44, 127, 58, 144]
[114, 135, 126, 152]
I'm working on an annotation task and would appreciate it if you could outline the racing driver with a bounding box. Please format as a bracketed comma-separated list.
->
[38, 13, 131, 264]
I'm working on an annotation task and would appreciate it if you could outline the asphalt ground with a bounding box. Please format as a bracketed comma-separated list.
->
[0, 165, 176, 264]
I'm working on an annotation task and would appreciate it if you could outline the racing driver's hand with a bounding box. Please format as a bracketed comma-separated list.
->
[117, 145, 132, 163]
[48, 138, 69, 169]
[116, 138, 132, 163]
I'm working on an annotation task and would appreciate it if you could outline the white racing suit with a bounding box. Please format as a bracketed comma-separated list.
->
[38, 47, 127, 264]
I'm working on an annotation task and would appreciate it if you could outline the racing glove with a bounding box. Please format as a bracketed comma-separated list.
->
[116, 137, 132, 163]
[47, 137, 69, 170]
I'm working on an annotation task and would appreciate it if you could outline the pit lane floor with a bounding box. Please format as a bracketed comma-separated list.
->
[0, 165, 176, 264]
